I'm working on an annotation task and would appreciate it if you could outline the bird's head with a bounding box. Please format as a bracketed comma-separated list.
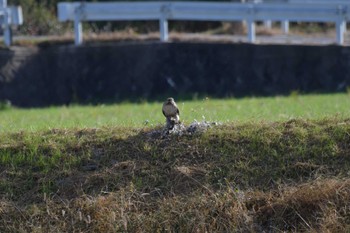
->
[167, 97, 175, 103]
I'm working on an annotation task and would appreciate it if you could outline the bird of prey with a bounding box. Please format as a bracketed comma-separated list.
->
[162, 97, 180, 129]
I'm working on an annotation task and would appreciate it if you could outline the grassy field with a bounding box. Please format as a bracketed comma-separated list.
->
[0, 93, 349, 133]
[1, 93, 350, 232]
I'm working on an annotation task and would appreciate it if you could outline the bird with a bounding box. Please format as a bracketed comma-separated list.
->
[162, 97, 180, 129]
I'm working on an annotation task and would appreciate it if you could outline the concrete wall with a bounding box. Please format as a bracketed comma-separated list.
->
[0, 42, 349, 107]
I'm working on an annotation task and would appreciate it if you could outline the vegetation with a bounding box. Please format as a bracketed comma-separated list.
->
[8, 0, 224, 36]
[1, 118, 350, 232]
[0, 94, 350, 231]
[9, 0, 65, 35]
[0, 93, 349, 133]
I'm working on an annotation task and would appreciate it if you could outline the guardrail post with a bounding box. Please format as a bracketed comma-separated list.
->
[264, 20, 272, 29]
[281, 20, 289, 34]
[247, 20, 256, 43]
[336, 20, 346, 45]
[160, 4, 169, 42]
[159, 17, 168, 42]
[74, 10, 83, 45]
[3, 9, 12, 46]
[3, 25, 12, 46]
[2, 0, 11, 46]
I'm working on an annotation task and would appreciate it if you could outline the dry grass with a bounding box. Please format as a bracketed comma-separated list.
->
[1, 179, 350, 232]
[1, 118, 350, 232]
[11, 22, 339, 47]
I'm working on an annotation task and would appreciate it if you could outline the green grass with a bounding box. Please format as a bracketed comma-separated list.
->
[0, 93, 349, 133]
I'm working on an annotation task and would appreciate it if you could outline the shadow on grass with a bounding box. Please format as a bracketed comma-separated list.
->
[1, 118, 349, 204]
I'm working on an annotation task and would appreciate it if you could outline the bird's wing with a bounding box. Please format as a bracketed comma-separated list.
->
[177, 107, 180, 115]
[162, 109, 166, 117]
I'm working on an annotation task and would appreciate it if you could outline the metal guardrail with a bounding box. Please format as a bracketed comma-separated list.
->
[262, 0, 350, 33]
[58, 1, 350, 45]
[0, 0, 23, 46]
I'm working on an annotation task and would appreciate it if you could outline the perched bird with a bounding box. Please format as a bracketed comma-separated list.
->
[162, 97, 180, 129]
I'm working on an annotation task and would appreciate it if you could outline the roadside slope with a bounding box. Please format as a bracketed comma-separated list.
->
[1, 118, 350, 232]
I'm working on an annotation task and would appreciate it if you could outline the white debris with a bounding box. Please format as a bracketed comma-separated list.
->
[187, 120, 213, 134]
[147, 120, 220, 138]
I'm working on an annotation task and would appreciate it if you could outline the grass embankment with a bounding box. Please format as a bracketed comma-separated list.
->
[1, 118, 350, 232]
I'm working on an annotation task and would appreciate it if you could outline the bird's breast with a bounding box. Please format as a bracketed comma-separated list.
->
[163, 104, 178, 116]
